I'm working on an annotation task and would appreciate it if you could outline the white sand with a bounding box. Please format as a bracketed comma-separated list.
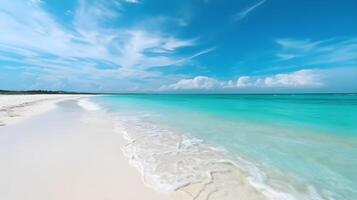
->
[0, 95, 184, 200]
[0, 95, 85, 126]
[0, 95, 268, 200]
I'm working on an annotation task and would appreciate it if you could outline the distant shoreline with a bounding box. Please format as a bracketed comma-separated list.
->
[0, 89, 355, 95]
[0, 90, 98, 95]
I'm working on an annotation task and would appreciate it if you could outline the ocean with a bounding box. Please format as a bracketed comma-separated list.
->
[93, 94, 357, 200]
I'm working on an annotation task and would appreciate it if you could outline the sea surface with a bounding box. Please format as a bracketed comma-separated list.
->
[93, 94, 357, 200]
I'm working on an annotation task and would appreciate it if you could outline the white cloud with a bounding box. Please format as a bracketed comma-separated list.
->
[236, 69, 323, 88]
[161, 38, 196, 51]
[236, 76, 252, 87]
[173, 47, 216, 65]
[159, 69, 324, 91]
[0, 0, 200, 66]
[0, 0, 213, 90]
[276, 53, 298, 60]
[116, 30, 200, 69]
[275, 38, 319, 51]
[274, 37, 357, 64]
[124, 0, 140, 3]
[159, 76, 223, 90]
[234, 0, 266, 21]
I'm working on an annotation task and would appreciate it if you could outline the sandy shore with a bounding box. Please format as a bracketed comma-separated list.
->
[0, 95, 184, 200]
[0, 95, 85, 126]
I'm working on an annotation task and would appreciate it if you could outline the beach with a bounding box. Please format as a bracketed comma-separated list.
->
[0, 95, 83, 126]
[93, 94, 357, 200]
[0, 95, 184, 200]
[0, 95, 272, 200]
[1, 0, 356, 199]
[1, 94, 356, 200]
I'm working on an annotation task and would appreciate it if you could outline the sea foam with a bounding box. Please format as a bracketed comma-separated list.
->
[95, 94, 356, 200]
[111, 114, 313, 200]
[77, 98, 101, 111]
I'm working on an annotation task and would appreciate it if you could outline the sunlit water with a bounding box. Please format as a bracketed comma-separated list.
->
[94, 94, 357, 200]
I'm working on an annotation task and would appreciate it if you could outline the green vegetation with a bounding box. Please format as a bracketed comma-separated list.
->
[0, 90, 97, 95]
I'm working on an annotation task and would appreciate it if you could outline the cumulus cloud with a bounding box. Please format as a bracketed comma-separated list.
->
[236, 69, 323, 88]
[236, 76, 252, 87]
[159, 76, 223, 90]
[159, 69, 324, 91]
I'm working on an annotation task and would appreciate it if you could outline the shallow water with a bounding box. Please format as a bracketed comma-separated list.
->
[94, 94, 357, 200]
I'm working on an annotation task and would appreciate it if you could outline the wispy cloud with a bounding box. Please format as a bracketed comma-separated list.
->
[172, 47, 216, 65]
[249, 37, 357, 75]
[274, 37, 357, 65]
[234, 0, 266, 21]
[124, 0, 140, 3]
[276, 53, 298, 61]
[0, 0, 212, 91]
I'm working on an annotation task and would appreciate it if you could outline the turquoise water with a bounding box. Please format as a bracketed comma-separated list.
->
[94, 94, 357, 200]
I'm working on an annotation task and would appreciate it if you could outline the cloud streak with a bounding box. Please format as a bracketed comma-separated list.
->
[274, 37, 357, 65]
[0, 0, 213, 91]
[124, 0, 140, 3]
[234, 0, 266, 21]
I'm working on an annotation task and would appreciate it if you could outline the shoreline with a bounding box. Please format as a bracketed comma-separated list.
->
[0, 95, 185, 200]
[93, 97, 274, 200]
[1, 95, 347, 200]
[0, 95, 273, 200]
[92, 95, 352, 200]
[108, 108, 277, 200]
[0, 94, 88, 126]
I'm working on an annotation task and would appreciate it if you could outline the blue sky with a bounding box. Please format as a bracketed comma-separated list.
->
[0, 0, 356, 92]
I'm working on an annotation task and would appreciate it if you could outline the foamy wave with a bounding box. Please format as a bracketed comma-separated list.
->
[77, 98, 101, 111]
[111, 114, 330, 200]
[112, 115, 269, 199]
